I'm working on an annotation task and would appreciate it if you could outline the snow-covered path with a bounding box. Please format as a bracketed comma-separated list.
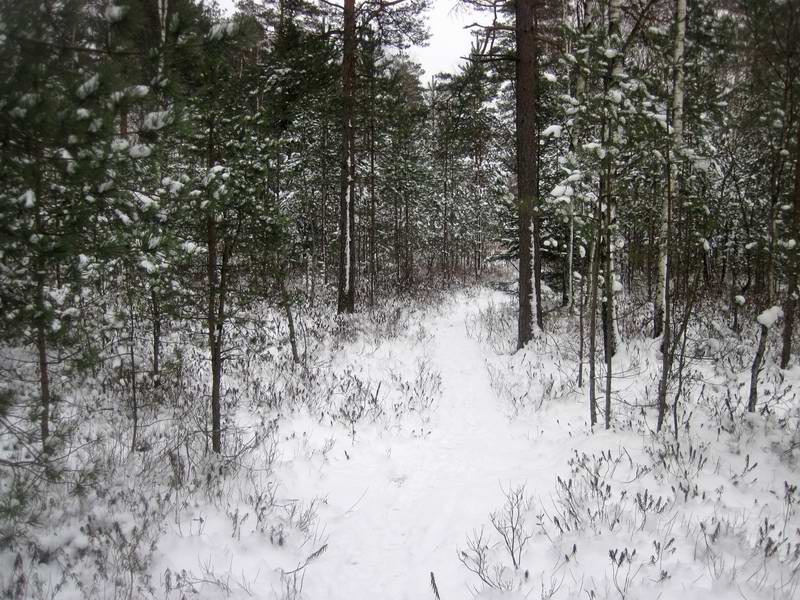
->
[298, 291, 573, 600]
[157, 288, 800, 600]
[156, 288, 800, 600]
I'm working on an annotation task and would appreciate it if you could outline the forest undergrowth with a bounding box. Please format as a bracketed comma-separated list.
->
[2, 274, 800, 600]
[0, 274, 462, 600]
[461, 287, 800, 600]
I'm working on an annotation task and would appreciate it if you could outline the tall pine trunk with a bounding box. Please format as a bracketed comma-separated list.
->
[33, 173, 51, 455]
[205, 121, 224, 454]
[603, 166, 615, 429]
[337, 0, 356, 314]
[781, 124, 800, 368]
[588, 212, 601, 427]
[321, 120, 329, 286]
[150, 287, 161, 384]
[749, 323, 770, 413]
[206, 214, 222, 454]
[280, 276, 300, 364]
[516, 0, 543, 350]
[368, 73, 377, 306]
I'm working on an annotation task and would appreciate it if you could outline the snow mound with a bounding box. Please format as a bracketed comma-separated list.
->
[757, 305, 783, 328]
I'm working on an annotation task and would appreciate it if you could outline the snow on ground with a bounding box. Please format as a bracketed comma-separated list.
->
[151, 287, 587, 599]
[286, 290, 566, 600]
[150, 285, 800, 600]
[9, 285, 799, 599]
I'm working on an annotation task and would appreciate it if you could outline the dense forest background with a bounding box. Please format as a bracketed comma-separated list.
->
[2, 0, 800, 598]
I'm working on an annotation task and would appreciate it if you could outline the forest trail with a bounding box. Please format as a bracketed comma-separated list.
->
[300, 290, 569, 600]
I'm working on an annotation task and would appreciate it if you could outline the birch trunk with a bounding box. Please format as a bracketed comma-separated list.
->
[655, 0, 686, 339]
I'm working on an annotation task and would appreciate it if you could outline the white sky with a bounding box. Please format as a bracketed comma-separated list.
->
[215, 0, 479, 77]
[410, 1, 480, 77]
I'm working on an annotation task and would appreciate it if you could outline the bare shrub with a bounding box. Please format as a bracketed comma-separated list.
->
[465, 298, 516, 354]
[334, 368, 384, 439]
[459, 485, 533, 592]
[390, 359, 443, 420]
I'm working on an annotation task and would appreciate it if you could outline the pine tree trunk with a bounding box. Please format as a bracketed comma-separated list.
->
[731, 245, 740, 332]
[207, 214, 222, 454]
[516, 0, 542, 350]
[206, 221, 230, 455]
[564, 0, 597, 322]
[599, 0, 622, 361]
[205, 121, 223, 454]
[157, 0, 169, 77]
[394, 189, 401, 283]
[443, 134, 450, 278]
[748, 324, 769, 413]
[578, 270, 585, 388]
[781, 125, 800, 368]
[567, 202, 574, 308]
[647, 206, 654, 301]
[603, 168, 614, 429]
[34, 174, 50, 455]
[405, 196, 413, 282]
[368, 81, 377, 306]
[337, 0, 356, 314]
[151, 286, 161, 385]
[588, 217, 601, 428]
[321, 120, 329, 286]
[129, 298, 138, 452]
[280, 276, 300, 364]
[36, 318, 50, 454]
[767, 202, 777, 304]
[766, 84, 791, 307]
